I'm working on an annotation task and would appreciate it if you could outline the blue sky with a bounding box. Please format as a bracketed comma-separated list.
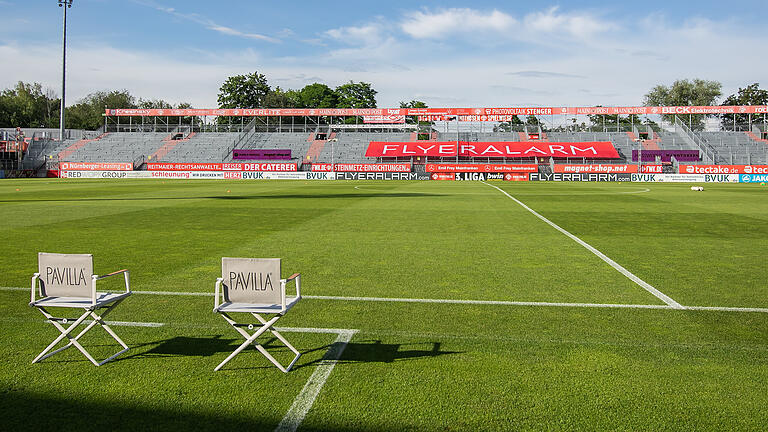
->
[1, 0, 766, 108]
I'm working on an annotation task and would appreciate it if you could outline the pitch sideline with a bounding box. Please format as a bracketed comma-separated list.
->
[2, 287, 767, 313]
[480, 181, 684, 309]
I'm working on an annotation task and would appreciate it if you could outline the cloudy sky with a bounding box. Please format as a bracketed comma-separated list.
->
[1, 0, 765, 109]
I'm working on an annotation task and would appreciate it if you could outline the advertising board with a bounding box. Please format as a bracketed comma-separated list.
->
[454, 173, 505, 181]
[60, 162, 133, 171]
[312, 163, 411, 172]
[629, 174, 738, 182]
[739, 174, 768, 183]
[553, 164, 662, 174]
[679, 165, 768, 175]
[425, 164, 537, 173]
[530, 173, 632, 182]
[335, 172, 429, 180]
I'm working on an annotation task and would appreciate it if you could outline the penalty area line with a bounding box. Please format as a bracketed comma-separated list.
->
[481, 181, 684, 310]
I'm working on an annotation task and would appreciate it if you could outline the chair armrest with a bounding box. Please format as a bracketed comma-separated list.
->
[29, 273, 40, 306]
[94, 269, 131, 294]
[213, 277, 223, 312]
[285, 273, 301, 299]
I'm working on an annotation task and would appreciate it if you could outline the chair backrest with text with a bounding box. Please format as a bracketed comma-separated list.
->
[221, 258, 282, 305]
[38, 252, 93, 298]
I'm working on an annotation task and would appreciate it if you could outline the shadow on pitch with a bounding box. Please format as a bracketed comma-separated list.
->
[294, 339, 461, 370]
[0, 192, 442, 203]
[115, 336, 460, 370]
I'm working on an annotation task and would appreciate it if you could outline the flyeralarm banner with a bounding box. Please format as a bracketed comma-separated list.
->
[678, 165, 768, 175]
[60, 162, 133, 171]
[425, 164, 538, 173]
[311, 163, 411, 172]
[365, 141, 619, 158]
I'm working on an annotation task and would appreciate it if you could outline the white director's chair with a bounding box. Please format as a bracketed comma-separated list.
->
[213, 258, 301, 372]
[29, 252, 132, 366]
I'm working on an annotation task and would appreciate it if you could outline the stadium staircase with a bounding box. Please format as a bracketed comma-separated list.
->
[57, 133, 109, 160]
[304, 131, 335, 164]
[149, 132, 196, 161]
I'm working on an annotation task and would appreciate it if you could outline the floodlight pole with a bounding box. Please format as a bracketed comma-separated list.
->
[58, 0, 73, 142]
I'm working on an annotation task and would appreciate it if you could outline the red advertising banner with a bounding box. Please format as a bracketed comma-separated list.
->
[147, 162, 297, 171]
[59, 162, 133, 171]
[504, 173, 530, 181]
[678, 165, 768, 174]
[430, 173, 455, 181]
[147, 163, 222, 171]
[222, 162, 297, 171]
[553, 164, 663, 174]
[107, 105, 768, 117]
[312, 163, 410, 172]
[425, 164, 538, 173]
[366, 141, 619, 159]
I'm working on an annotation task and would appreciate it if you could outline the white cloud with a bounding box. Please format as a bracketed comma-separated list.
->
[523, 7, 614, 38]
[132, 0, 279, 43]
[325, 23, 386, 46]
[401, 8, 515, 39]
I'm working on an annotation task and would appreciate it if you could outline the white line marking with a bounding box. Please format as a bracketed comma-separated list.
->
[481, 181, 684, 309]
[4, 287, 766, 314]
[275, 329, 357, 432]
[618, 188, 651, 194]
[305, 295, 672, 310]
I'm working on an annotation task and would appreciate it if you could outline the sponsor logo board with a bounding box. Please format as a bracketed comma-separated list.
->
[454, 173, 505, 181]
[430, 173, 454, 181]
[426, 164, 537, 173]
[530, 173, 632, 182]
[504, 173, 529, 181]
[60, 162, 133, 171]
[631, 173, 739, 182]
[740, 174, 768, 183]
[554, 164, 662, 174]
[147, 162, 297, 172]
[312, 163, 411, 172]
[679, 165, 768, 175]
[335, 172, 429, 180]
[61, 171, 335, 180]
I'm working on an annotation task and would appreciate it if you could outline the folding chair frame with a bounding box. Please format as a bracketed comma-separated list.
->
[213, 274, 302, 372]
[30, 269, 132, 366]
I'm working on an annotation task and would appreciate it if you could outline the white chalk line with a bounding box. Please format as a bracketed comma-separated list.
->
[481, 181, 684, 309]
[2, 286, 767, 313]
[275, 329, 357, 432]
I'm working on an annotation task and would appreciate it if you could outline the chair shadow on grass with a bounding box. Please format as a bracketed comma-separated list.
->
[113, 336, 461, 371]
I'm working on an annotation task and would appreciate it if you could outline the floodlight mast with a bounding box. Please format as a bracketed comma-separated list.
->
[58, 0, 73, 142]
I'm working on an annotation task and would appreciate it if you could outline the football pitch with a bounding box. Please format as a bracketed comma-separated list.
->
[1, 179, 767, 431]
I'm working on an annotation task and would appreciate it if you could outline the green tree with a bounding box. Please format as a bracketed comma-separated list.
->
[0, 82, 60, 128]
[399, 100, 428, 108]
[493, 116, 523, 132]
[67, 90, 136, 130]
[643, 79, 722, 129]
[335, 81, 377, 108]
[297, 83, 337, 108]
[217, 72, 271, 109]
[720, 83, 768, 126]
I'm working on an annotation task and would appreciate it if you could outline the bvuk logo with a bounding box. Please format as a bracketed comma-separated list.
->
[742, 174, 750, 182]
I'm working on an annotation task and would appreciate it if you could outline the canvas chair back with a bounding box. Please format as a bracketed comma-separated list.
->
[38, 252, 93, 298]
[221, 258, 282, 305]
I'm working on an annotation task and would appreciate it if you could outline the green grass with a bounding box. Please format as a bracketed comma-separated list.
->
[1, 179, 767, 431]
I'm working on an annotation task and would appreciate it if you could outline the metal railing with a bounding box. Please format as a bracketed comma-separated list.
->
[674, 116, 715, 164]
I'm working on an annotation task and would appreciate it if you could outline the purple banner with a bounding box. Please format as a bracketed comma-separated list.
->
[632, 149, 699, 162]
[233, 149, 292, 160]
